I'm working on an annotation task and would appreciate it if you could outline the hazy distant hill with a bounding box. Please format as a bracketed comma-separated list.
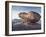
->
[12, 19, 22, 25]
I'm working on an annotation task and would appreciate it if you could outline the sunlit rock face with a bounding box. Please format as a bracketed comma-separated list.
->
[19, 11, 41, 23]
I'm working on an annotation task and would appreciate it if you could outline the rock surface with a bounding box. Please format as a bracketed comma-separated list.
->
[19, 11, 41, 23]
[12, 19, 41, 31]
[12, 11, 41, 31]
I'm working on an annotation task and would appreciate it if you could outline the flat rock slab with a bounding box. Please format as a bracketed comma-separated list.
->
[12, 19, 41, 31]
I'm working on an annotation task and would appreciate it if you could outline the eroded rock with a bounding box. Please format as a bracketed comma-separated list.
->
[19, 11, 41, 23]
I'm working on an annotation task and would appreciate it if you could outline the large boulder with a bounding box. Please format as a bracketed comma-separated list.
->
[19, 11, 41, 23]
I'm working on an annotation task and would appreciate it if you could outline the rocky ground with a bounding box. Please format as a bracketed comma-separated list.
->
[12, 19, 41, 31]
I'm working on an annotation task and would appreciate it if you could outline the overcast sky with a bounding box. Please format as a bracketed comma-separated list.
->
[12, 6, 41, 19]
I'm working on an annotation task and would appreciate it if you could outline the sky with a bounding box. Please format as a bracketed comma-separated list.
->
[11, 6, 41, 19]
